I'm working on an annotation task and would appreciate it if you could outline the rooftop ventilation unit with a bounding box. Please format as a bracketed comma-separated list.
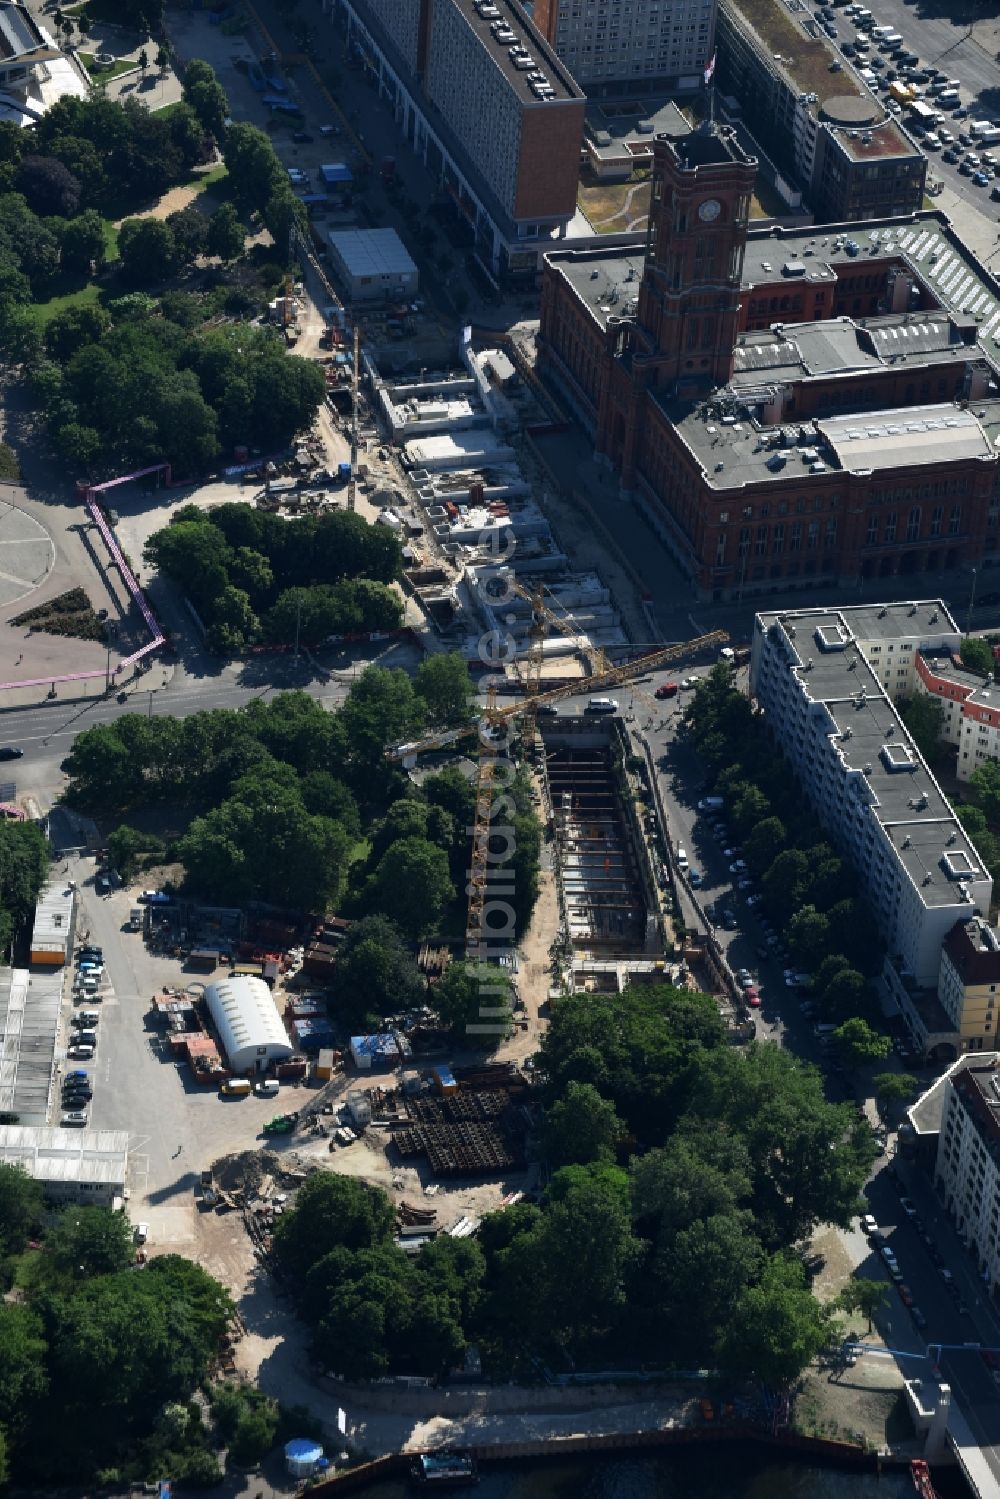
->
[942, 849, 978, 881]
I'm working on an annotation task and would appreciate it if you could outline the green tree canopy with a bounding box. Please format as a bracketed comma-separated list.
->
[430, 960, 514, 1044]
[328, 915, 425, 1031]
[543, 1080, 623, 1166]
[414, 652, 475, 726]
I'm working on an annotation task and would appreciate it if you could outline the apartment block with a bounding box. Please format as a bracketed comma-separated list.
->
[920, 1054, 1000, 1291]
[750, 601, 991, 989]
[534, 0, 715, 94]
[339, 0, 585, 277]
[938, 917, 1000, 1054]
[716, 0, 925, 222]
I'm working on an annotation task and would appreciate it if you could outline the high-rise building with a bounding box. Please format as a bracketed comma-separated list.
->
[538, 121, 1000, 600]
[338, 0, 585, 278]
[749, 601, 991, 990]
[533, 0, 715, 95]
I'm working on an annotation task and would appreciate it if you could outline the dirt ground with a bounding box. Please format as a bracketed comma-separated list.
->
[793, 1224, 916, 1453]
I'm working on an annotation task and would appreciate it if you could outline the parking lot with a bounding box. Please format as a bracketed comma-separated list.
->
[53, 855, 320, 1252]
[830, 0, 1000, 211]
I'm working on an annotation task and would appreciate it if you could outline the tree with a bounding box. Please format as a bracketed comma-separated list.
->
[431, 960, 515, 1043]
[184, 77, 228, 140]
[223, 122, 283, 209]
[60, 210, 107, 275]
[0, 1304, 48, 1445]
[415, 653, 474, 726]
[898, 693, 946, 764]
[717, 1254, 834, 1387]
[165, 206, 207, 263]
[15, 155, 80, 216]
[839, 1274, 889, 1334]
[785, 904, 830, 970]
[272, 1172, 395, 1280]
[329, 915, 424, 1030]
[118, 217, 177, 285]
[687, 1044, 875, 1247]
[46, 303, 111, 364]
[48, 1205, 135, 1278]
[155, 44, 170, 74]
[816, 965, 869, 1023]
[529, 1164, 638, 1349]
[0, 1162, 43, 1257]
[206, 201, 245, 262]
[833, 1017, 891, 1069]
[360, 836, 454, 939]
[138, 47, 149, 74]
[744, 815, 786, 875]
[872, 1071, 919, 1118]
[961, 635, 994, 677]
[544, 1081, 622, 1166]
[971, 760, 1000, 825]
[106, 824, 163, 882]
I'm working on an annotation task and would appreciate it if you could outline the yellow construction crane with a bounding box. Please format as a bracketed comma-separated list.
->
[388, 628, 729, 955]
[483, 576, 610, 752]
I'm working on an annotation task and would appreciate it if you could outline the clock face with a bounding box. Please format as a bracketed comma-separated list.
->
[699, 198, 722, 223]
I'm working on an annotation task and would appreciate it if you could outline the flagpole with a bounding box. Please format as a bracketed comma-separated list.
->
[703, 51, 717, 129]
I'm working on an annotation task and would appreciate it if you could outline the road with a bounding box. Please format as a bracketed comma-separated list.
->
[2, 632, 421, 808]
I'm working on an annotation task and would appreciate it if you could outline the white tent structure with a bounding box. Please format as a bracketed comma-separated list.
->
[205, 976, 292, 1073]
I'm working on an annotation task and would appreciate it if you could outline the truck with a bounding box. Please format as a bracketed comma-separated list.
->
[129, 907, 142, 931]
[972, 120, 1000, 143]
[336, 462, 352, 485]
[889, 80, 915, 103]
[909, 100, 937, 129]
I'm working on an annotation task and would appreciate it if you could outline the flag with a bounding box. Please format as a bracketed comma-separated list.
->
[704, 52, 716, 85]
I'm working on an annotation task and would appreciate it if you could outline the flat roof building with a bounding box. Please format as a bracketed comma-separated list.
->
[920, 1054, 1000, 1294]
[0, 968, 61, 1125]
[339, 0, 585, 278]
[538, 124, 1000, 599]
[328, 226, 419, 303]
[716, 0, 925, 221]
[205, 976, 293, 1074]
[0, 1124, 128, 1206]
[750, 601, 992, 988]
[29, 879, 74, 966]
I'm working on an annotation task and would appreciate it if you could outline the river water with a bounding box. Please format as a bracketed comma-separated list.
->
[360, 1449, 969, 1499]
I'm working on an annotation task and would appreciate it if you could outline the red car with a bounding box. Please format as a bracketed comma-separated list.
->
[745, 988, 761, 1007]
[655, 682, 679, 699]
[898, 1284, 914, 1307]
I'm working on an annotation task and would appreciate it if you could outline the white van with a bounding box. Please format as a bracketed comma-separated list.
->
[75, 1028, 98, 1047]
[134, 1222, 149, 1245]
[585, 697, 619, 714]
[74, 1009, 100, 1027]
[870, 23, 893, 37]
[676, 846, 690, 872]
[255, 1079, 280, 1098]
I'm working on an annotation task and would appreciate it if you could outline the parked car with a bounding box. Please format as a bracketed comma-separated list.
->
[0, 746, 22, 760]
[745, 989, 761, 1007]
[900, 1196, 918, 1217]
[95, 874, 111, 896]
[689, 870, 703, 887]
[60, 1111, 88, 1127]
[897, 1283, 914, 1307]
[138, 890, 173, 904]
[861, 1214, 879, 1235]
[291, 130, 314, 142]
[911, 1306, 927, 1329]
[655, 681, 679, 699]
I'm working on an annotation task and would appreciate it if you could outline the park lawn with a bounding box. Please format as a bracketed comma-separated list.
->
[187, 163, 228, 196]
[28, 281, 102, 327]
[79, 52, 137, 83]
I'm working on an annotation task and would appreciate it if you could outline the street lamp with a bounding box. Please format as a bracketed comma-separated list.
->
[967, 566, 978, 636]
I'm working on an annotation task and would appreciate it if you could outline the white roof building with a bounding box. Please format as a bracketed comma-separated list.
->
[205, 976, 293, 1073]
[0, 1124, 128, 1206]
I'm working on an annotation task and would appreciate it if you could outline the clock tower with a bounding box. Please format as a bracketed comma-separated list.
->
[635, 125, 757, 394]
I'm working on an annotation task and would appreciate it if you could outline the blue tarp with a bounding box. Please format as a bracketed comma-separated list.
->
[321, 162, 353, 186]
